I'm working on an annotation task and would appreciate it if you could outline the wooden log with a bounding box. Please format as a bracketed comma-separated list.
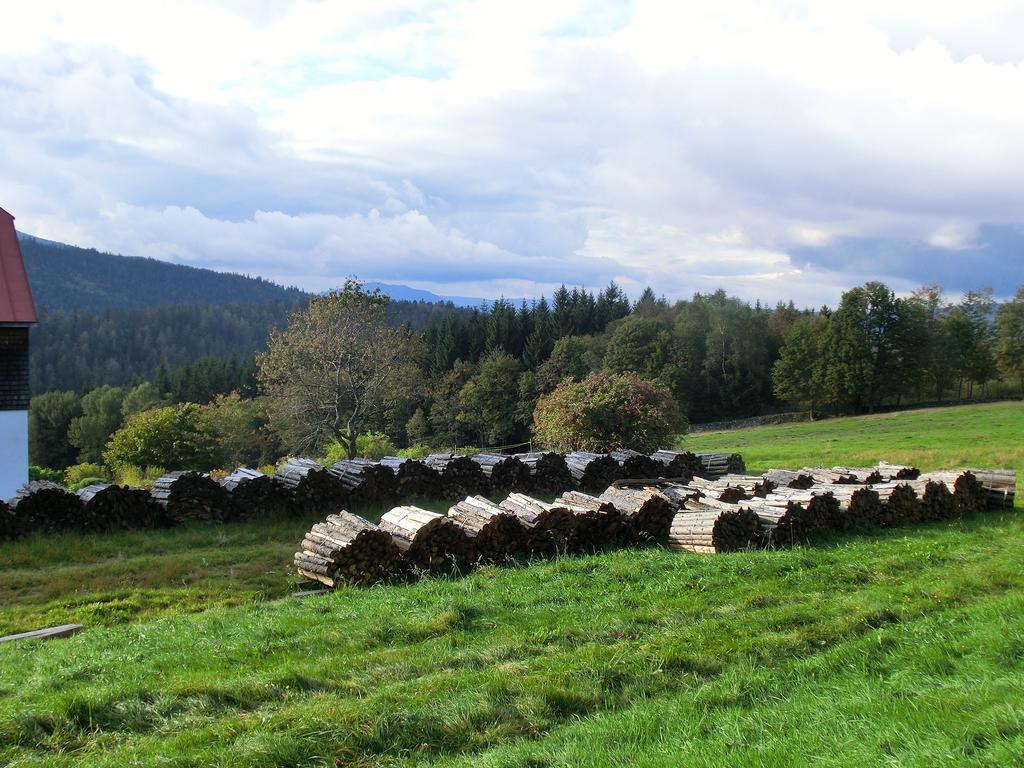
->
[448, 495, 529, 561]
[379, 505, 475, 570]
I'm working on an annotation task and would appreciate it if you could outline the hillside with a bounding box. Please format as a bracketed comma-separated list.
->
[0, 402, 1020, 766]
[18, 234, 476, 393]
[18, 233, 306, 312]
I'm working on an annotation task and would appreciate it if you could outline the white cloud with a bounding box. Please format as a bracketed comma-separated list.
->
[1, 1, 1023, 305]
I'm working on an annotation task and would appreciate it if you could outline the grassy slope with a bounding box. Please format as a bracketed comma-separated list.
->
[0, 402, 1021, 766]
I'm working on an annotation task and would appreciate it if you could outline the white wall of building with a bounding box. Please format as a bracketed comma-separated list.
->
[0, 410, 29, 499]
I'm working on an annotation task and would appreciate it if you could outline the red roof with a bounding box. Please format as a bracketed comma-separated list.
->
[0, 207, 37, 324]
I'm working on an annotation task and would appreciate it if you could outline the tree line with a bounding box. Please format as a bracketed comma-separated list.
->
[27, 278, 1024, 478]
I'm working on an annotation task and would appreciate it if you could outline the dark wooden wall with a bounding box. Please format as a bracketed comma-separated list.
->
[0, 327, 30, 410]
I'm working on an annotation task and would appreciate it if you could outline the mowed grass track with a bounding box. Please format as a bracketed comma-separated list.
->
[0, 402, 1020, 766]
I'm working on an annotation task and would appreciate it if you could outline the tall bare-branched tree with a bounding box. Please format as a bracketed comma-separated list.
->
[257, 279, 424, 458]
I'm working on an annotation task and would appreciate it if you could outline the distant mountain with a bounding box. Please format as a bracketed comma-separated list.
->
[17, 232, 307, 312]
[362, 281, 528, 308]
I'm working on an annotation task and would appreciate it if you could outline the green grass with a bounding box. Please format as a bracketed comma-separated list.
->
[684, 400, 1024, 474]
[0, 401, 1021, 766]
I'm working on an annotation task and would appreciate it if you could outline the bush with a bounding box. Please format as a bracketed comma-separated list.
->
[113, 464, 167, 489]
[68, 477, 109, 492]
[65, 462, 111, 486]
[29, 466, 65, 483]
[397, 444, 432, 460]
[104, 403, 221, 472]
[532, 371, 682, 452]
[356, 432, 398, 461]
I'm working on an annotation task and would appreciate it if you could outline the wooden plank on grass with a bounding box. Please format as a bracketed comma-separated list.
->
[0, 624, 84, 643]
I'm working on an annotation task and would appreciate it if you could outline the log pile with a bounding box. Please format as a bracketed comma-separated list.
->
[696, 452, 746, 478]
[379, 505, 475, 570]
[966, 468, 1016, 509]
[5, 481, 85, 534]
[425, 453, 489, 498]
[610, 449, 662, 479]
[598, 486, 676, 541]
[274, 458, 347, 512]
[515, 451, 573, 492]
[651, 450, 701, 478]
[294, 511, 403, 586]
[555, 490, 631, 549]
[77, 483, 163, 531]
[0, 499, 19, 539]
[219, 468, 280, 520]
[763, 469, 814, 489]
[566, 452, 620, 490]
[293, 460, 1017, 587]
[329, 459, 399, 506]
[669, 506, 762, 553]
[831, 466, 884, 484]
[499, 493, 577, 556]
[472, 453, 531, 493]
[448, 495, 528, 561]
[380, 456, 444, 499]
[876, 462, 921, 481]
[151, 471, 230, 524]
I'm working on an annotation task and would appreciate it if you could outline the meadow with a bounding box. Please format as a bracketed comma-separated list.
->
[0, 401, 1020, 766]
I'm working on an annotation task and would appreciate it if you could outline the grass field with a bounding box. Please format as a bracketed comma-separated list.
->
[0, 401, 1021, 766]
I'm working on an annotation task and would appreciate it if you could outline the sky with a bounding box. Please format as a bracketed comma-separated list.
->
[2, 0, 1023, 306]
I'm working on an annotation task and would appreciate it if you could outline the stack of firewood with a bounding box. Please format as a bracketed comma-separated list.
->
[565, 452, 620, 490]
[379, 505, 475, 570]
[610, 449, 662, 479]
[380, 456, 444, 499]
[696, 452, 746, 478]
[329, 459, 399, 506]
[500, 492, 578, 556]
[472, 454, 531, 493]
[77, 483, 163, 531]
[556, 490, 631, 550]
[5, 481, 85, 534]
[219, 468, 281, 520]
[447, 495, 528, 561]
[425, 453, 489, 498]
[151, 471, 230, 523]
[669, 506, 762, 553]
[515, 451, 573, 492]
[651, 449, 701, 478]
[294, 511, 403, 586]
[274, 458, 347, 512]
[598, 486, 676, 541]
[964, 468, 1016, 509]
